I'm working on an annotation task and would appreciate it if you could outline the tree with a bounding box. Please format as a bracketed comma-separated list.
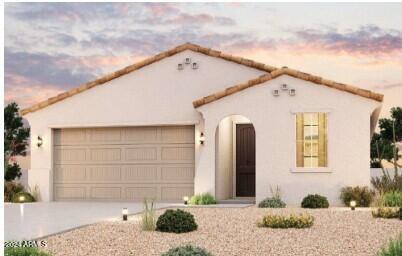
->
[4, 102, 30, 181]
[370, 107, 402, 193]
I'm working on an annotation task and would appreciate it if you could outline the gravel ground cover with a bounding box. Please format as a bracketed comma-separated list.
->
[45, 206, 401, 256]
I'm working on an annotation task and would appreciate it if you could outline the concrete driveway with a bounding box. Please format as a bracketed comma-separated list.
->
[5, 202, 175, 241]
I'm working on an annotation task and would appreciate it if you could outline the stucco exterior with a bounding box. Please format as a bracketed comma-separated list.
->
[197, 75, 381, 205]
[24, 46, 381, 205]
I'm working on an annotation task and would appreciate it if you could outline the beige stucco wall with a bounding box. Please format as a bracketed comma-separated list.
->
[24, 49, 266, 201]
[197, 75, 381, 206]
[215, 116, 233, 200]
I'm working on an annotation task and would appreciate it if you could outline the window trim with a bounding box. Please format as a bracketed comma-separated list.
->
[291, 110, 332, 173]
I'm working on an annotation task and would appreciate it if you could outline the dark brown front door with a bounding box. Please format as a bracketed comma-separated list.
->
[236, 124, 255, 197]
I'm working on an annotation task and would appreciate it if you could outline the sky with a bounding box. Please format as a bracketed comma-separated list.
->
[4, 3, 402, 116]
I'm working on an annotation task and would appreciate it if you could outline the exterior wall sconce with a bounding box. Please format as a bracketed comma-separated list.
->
[350, 200, 356, 211]
[200, 132, 205, 145]
[122, 208, 128, 221]
[36, 136, 43, 147]
[183, 196, 189, 205]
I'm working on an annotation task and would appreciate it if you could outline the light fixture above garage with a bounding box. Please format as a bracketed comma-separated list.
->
[36, 136, 43, 147]
[200, 132, 205, 145]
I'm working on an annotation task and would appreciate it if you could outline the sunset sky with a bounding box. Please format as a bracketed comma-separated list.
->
[4, 3, 402, 116]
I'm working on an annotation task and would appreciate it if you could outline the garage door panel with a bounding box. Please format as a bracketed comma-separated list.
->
[90, 187, 121, 200]
[125, 147, 157, 161]
[161, 126, 194, 143]
[90, 128, 122, 142]
[54, 165, 87, 182]
[123, 127, 159, 142]
[161, 146, 195, 162]
[123, 166, 158, 181]
[55, 186, 86, 200]
[54, 129, 87, 145]
[54, 148, 86, 163]
[161, 166, 194, 181]
[125, 187, 158, 200]
[89, 166, 121, 181]
[54, 126, 194, 201]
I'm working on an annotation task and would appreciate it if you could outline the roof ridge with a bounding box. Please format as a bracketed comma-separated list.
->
[21, 42, 277, 115]
[192, 67, 384, 108]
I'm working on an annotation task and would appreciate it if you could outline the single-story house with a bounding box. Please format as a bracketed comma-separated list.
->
[22, 43, 383, 205]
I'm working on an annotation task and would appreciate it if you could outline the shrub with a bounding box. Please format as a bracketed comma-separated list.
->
[377, 233, 402, 256]
[340, 186, 375, 207]
[4, 182, 25, 202]
[383, 191, 402, 207]
[301, 194, 329, 208]
[156, 209, 197, 233]
[11, 191, 36, 203]
[371, 172, 402, 194]
[190, 193, 216, 205]
[141, 199, 156, 231]
[258, 197, 286, 208]
[4, 247, 51, 256]
[372, 207, 400, 219]
[161, 245, 213, 256]
[258, 213, 314, 229]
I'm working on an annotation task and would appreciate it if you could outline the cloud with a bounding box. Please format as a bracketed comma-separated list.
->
[5, 48, 97, 90]
[291, 25, 402, 56]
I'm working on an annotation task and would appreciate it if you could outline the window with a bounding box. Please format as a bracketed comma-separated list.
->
[296, 113, 327, 168]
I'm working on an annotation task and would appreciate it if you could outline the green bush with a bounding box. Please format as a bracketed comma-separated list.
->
[258, 197, 286, 208]
[4, 247, 51, 256]
[161, 245, 213, 256]
[11, 192, 35, 203]
[258, 213, 314, 229]
[340, 186, 375, 207]
[301, 194, 329, 208]
[377, 233, 402, 256]
[372, 207, 400, 219]
[156, 209, 197, 233]
[190, 193, 216, 205]
[4, 182, 25, 202]
[383, 191, 402, 207]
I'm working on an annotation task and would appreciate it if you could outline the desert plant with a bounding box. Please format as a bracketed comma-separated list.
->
[156, 209, 197, 233]
[372, 173, 402, 194]
[189, 193, 216, 205]
[258, 197, 286, 208]
[340, 186, 375, 207]
[383, 191, 402, 207]
[28, 184, 41, 202]
[4, 247, 51, 256]
[4, 181, 25, 202]
[377, 233, 402, 256]
[372, 207, 400, 219]
[161, 245, 213, 256]
[141, 199, 156, 231]
[11, 191, 35, 203]
[301, 194, 329, 208]
[258, 213, 314, 229]
[259, 185, 286, 208]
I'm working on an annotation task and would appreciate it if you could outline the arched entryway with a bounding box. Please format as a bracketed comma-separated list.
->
[215, 115, 256, 200]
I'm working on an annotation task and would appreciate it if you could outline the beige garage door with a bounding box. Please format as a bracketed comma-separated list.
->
[53, 126, 195, 201]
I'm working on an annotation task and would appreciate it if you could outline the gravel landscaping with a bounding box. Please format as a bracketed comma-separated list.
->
[45, 206, 402, 256]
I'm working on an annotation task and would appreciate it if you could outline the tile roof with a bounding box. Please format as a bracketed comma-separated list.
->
[20, 43, 276, 115]
[192, 67, 384, 108]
